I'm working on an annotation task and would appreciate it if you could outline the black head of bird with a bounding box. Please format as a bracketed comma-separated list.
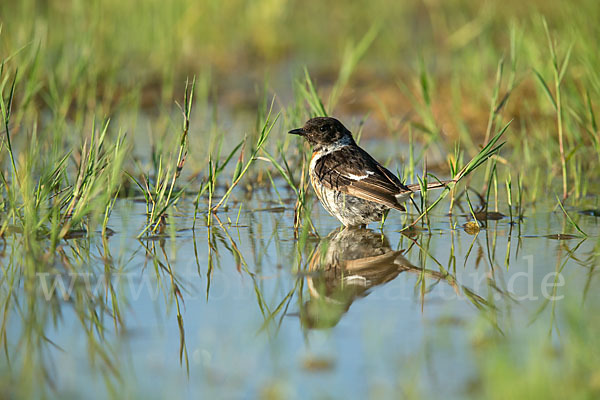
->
[288, 117, 353, 147]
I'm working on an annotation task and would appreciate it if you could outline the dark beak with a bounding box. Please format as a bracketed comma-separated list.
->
[288, 128, 305, 136]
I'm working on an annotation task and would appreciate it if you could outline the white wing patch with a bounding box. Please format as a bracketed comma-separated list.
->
[345, 170, 374, 181]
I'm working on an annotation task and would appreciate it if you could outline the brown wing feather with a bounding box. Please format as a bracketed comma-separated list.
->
[313, 146, 411, 211]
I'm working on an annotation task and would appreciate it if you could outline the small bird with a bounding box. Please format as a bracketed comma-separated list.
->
[289, 117, 447, 227]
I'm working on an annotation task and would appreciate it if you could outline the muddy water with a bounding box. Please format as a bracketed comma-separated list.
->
[1, 178, 599, 398]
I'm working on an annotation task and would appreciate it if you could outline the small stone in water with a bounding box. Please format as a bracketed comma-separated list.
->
[463, 221, 480, 235]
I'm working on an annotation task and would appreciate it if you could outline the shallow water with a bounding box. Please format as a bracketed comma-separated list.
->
[1, 180, 600, 398]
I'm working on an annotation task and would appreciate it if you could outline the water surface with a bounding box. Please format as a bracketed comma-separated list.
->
[2, 177, 599, 399]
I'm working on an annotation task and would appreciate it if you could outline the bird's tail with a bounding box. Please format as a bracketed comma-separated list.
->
[405, 179, 457, 193]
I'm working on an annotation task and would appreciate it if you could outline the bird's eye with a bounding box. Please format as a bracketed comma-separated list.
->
[319, 124, 329, 132]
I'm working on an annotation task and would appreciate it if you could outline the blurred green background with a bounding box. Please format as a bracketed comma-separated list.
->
[2, 0, 598, 133]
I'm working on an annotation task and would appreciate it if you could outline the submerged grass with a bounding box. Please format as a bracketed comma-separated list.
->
[132, 78, 195, 238]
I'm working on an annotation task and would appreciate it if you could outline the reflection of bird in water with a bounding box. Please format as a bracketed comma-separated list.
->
[301, 227, 457, 329]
